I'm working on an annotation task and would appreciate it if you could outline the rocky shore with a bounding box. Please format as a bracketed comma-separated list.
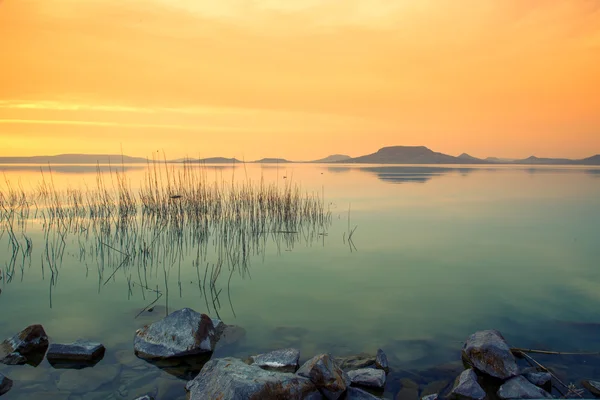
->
[0, 308, 599, 399]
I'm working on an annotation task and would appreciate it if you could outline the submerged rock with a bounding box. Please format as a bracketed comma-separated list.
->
[56, 364, 121, 394]
[375, 349, 389, 373]
[0, 324, 49, 366]
[520, 368, 551, 390]
[582, 380, 600, 397]
[497, 376, 553, 399]
[250, 348, 300, 373]
[347, 368, 386, 389]
[134, 308, 222, 360]
[461, 330, 518, 380]
[297, 353, 351, 399]
[46, 340, 105, 366]
[449, 369, 486, 400]
[335, 353, 377, 371]
[346, 386, 382, 399]
[0, 373, 13, 396]
[185, 357, 321, 400]
[421, 395, 438, 400]
[133, 396, 155, 400]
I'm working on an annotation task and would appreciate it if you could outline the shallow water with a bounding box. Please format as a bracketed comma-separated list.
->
[1, 163, 600, 399]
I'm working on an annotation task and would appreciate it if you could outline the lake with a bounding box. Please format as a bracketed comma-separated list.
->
[1, 162, 600, 399]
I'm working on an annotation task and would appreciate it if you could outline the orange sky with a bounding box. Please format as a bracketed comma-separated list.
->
[1, 0, 599, 160]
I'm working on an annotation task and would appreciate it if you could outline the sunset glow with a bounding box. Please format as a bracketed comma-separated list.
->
[1, 0, 599, 160]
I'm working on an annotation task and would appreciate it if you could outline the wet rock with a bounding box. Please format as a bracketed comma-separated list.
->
[449, 369, 486, 400]
[582, 380, 600, 396]
[250, 348, 300, 373]
[297, 353, 351, 399]
[134, 308, 222, 360]
[56, 364, 121, 394]
[214, 325, 246, 351]
[0, 324, 49, 366]
[185, 357, 321, 400]
[347, 368, 386, 389]
[346, 386, 382, 399]
[461, 330, 518, 380]
[133, 396, 155, 400]
[396, 379, 419, 400]
[0, 373, 13, 396]
[521, 368, 551, 389]
[46, 340, 105, 366]
[335, 353, 377, 371]
[497, 376, 553, 399]
[376, 349, 389, 373]
[422, 380, 450, 397]
[421, 395, 438, 400]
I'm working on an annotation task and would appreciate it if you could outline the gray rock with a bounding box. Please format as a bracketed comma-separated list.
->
[461, 330, 519, 380]
[250, 348, 300, 373]
[520, 369, 551, 389]
[185, 357, 321, 400]
[335, 353, 376, 371]
[583, 380, 600, 396]
[375, 349, 389, 373]
[134, 308, 221, 360]
[214, 324, 246, 351]
[56, 364, 121, 394]
[133, 396, 155, 400]
[0, 373, 13, 396]
[46, 340, 105, 364]
[297, 353, 350, 400]
[0, 324, 49, 365]
[346, 386, 382, 399]
[347, 368, 386, 389]
[422, 395, 438, 400]
[497, 376, 553, 399]
[450, 369, 486, 400]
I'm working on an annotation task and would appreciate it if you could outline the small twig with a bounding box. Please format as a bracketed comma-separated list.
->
[512, 350, 581, 397]
[102, 255, 130, 286]
[135, 292, 163, 319]
[511, 347, 600, 356]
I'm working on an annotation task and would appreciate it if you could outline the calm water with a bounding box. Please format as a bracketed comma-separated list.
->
[1, 163, 600, 399]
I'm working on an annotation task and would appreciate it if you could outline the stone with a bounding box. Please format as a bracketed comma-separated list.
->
[185, 357, 321, 400]
[335, 353, 377, 371]
[376, 349, 389, 373]
[297, 353, 351, 399]
[0, 373, 13, 396]
[583, 380, 600, 396]
[346, 386, 382, 399]
[461, 330, 519, 380]
[497, 376, 553, 399]
[250, 348, 300, 373]
[133, 396, 155, 400]
[521, 368, 551, 389]
[422, 380, 450, 397]
[422, 395, 438, 400]
[347, 368, 386, 389]
[214, 324, 246, 351]
[56, 364, 121, 394]
[46, 340, 105, 365]
[0, 324, 49, 366]
[134, 308, 222, 360]
[449, 369, 486, 400]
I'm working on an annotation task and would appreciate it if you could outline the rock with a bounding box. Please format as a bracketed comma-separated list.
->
[133, 396, 154, 400]
[347, 368, 386, 389]
[46, 340, 105, 366]
[0, 373, 13, 396]
[0, 324, 49, 366]
[449, 369, 486, 400]
[335, 353, 377, 371]
[56, 364, 121, 394]
[521, 369, 551, 389]
[422, 380, 450, 397]
[185, 357, 321, 400]
[250, 348, 300, 373]
[461, 330, 519, 380]
[583, 380, 600, 396]
[134, 308, 222, 360]
[497, 376, 553, 399]
[422, 395, 438, 400]
[214, 325, 246, 351]
[297, 353, 351, 399]
[346, 386, 382, 399]
[376, 349, 389, 373]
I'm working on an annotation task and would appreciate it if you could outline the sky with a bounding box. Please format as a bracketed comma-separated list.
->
[1, 0, 599, 160]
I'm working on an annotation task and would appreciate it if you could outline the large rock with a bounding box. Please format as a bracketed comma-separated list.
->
[583, 380, 600, 396]
[335, 353, 376, 371]
[134, 308, 222, 360]
[347, 368, 386, 389]
[461, 330, 519, 380]
[46, 340, 105, 365]
[0, 324, 49, 366]
[297, 353, 350, 400]
[375, 349, 389, 373]
[346, 386, 382, 399]
[497, 376, 553, 399]
[449, 369, 486, 400]
[250, 348, 300, 373]
[0, 373, 13, 396]
[185, 357, 321, 400]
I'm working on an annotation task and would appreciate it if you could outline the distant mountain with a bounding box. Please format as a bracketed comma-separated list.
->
[0, 154, 148, 164]
[341, 146, 488, 164]
[458, 153, 483, 162]
[252, 158, 291, 163]
[513, 156, 575, 165]
[577, 155, 600, 165]
[176, 157, 241, 164]
[310, 154, 352, 163]
[486, 157, 517, 163]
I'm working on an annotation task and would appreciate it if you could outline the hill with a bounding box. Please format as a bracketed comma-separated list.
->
[252, 158, 291, 163]
[342, 146, 487, 164]
[310, 154, 352, 163]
